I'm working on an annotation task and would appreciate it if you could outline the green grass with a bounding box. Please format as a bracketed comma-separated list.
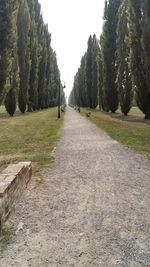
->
[0, 224, 14, 252]
[80, 107, 150, 158]
[0, 107, 63, 173]
[0, 107, 63, 249]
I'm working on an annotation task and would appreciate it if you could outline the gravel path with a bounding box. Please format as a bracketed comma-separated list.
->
[0, 107, 150, 267]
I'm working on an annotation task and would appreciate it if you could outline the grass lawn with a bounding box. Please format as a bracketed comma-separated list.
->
[0, 224, 14, 252]
[80, 107, 150, 159]
[0, 106, 63, 174]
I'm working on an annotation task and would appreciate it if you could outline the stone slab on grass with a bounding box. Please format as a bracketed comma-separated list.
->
[0, 162, 32, 231]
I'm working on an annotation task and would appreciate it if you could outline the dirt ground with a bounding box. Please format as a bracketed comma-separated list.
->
[0, 107, 150, 267]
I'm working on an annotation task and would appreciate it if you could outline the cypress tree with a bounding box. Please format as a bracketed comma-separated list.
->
[48, 47, 56, 107]
[100, 31, 109, 112]
[129, 0, 150, 119]
[101, 0, 122, 113]
[28, 0, 39, 111]
[80, 54, 88, 107]
[86, 35, 93, 108]
[17, 0, 31, 113]
[86, 35, 99, 109]
[45, 33, 52, 108]
[50, 51, 60, 107]
[37, 19, 48, 109]
[72, 73, 78, 107]
[4, 62, 19, 116]
[5, 7, 19, 116]
[142, 1, 150, 114]
[97, 45, 103, 111]
[0, 0, 16, 105]
[91, 34, 98, 109]
[117, 0, 133, 115]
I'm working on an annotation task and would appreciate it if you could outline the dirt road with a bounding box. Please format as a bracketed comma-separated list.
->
[0, 108, 150, 267]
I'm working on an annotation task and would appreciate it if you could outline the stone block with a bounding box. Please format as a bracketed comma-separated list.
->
[0, 162, 32, 231]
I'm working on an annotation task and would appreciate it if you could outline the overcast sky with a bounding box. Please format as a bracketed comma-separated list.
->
[39, 0, 105, 100]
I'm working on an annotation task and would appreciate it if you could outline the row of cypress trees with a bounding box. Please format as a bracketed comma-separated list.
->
[71, 35, 99, 110]
[0, 0, 64, 116]
[69, 0, 150, 119]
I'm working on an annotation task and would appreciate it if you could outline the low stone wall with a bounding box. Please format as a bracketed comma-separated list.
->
[0, 162, 32, 231]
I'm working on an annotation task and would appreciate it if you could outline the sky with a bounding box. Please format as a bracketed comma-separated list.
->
[39, 0, 105, 100]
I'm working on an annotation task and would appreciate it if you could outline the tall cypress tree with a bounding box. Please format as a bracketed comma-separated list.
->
[0, 0, 16, 105]
[5, 6, 19, 116]
[45, 33, 52, 108]
[80, 54, 88, 107]
[17, 0, 31, 113]
[48, 47, 56, 107]
[37, 17, 47, 109]
[73, 71, 80, 107]
[91, 34, 98, 109]
[86, 35, 99, 109]
[50, 51, 60, 107]
[97, 45, 103, 111]
[117, 0, 133, 115]
[86, 35, 93, 108]
[101, 0, 122, 113]
[27, 0, 39, 111]
[129, 0, 150, 119]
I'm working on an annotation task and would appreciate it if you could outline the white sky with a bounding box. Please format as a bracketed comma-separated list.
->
[39, 0, 105, 100]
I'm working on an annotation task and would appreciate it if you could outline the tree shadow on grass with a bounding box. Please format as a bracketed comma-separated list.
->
[0, 110, 27, 119]
[105, 111, 150, 125]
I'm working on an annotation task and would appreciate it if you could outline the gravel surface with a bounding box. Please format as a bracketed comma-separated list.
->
[0, 107, 150, 267]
